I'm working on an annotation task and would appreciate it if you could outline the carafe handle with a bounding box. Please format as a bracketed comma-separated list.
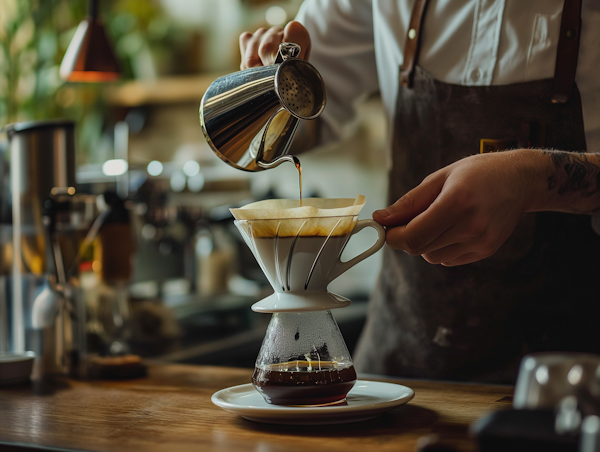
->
[329, 219, 386, 282]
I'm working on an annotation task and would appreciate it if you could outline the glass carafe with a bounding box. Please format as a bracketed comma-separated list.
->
[252, 310, 356, 406]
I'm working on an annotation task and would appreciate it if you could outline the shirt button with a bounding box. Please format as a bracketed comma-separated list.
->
[471, 68, 482, 82]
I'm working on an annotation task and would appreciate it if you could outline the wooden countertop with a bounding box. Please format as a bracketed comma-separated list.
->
[0, 363, 513, 452]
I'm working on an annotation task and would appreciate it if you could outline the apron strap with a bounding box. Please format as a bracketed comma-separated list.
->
[552, 0, 583, 104]
[401, 0, 583, 103]
[399, 0, 430, 88]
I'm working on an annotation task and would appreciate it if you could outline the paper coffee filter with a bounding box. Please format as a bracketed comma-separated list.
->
[230, 195, 365, 220]
[231, 195, 365, 237]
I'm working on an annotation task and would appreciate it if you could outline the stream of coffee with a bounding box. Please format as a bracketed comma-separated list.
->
[295, 160, 303, 207]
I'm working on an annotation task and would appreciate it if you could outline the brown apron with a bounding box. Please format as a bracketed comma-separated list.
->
[354, 0, 600, 383]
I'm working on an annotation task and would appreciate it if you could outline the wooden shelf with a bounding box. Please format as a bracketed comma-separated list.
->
[104, 73, 227, 107]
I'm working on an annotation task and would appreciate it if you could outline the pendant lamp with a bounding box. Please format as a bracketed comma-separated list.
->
[59, 0, 120, 82]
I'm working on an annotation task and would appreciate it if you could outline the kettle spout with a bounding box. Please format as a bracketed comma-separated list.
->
[258, 155, 300, 170]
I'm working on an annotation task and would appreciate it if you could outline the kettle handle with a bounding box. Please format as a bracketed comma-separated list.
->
[275, 42, 301, 64]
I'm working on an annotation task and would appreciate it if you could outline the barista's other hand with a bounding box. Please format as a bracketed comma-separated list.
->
[373, 151, 539, 266]
[239, 21, 311, 70]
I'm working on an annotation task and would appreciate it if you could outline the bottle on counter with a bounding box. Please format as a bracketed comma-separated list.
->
[88, 191, 145, 378]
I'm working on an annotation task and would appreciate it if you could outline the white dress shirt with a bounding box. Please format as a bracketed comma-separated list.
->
[295, 0, 600, 153]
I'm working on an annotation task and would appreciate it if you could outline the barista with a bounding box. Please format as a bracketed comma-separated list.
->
[239, 0, 600, 383]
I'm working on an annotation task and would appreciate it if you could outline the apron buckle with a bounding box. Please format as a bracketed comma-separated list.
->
[479, 138, 517, 154]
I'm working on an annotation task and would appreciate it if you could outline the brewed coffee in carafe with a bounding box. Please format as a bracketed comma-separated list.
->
[252, 310, 357, 406]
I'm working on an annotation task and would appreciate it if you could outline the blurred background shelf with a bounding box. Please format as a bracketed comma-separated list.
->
[104, 73, 226, 106]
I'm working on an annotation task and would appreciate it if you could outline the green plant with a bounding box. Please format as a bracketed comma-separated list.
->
[0, 0, 191, 163]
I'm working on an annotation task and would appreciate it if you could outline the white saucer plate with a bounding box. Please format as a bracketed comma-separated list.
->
[211, 380, 414, 425]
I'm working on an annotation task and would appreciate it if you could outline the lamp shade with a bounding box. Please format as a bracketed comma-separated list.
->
[59, 17, 120, 82]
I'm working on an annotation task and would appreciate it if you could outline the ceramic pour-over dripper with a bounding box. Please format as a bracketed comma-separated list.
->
[231, 196, 385, 312]
[231, 197, 386, 405]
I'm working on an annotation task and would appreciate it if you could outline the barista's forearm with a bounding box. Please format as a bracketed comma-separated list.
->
[526, 149, 600, 214]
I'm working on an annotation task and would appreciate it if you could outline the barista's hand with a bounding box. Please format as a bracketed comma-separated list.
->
[239, 21, 311, 69]
[373, 151, 541, 266]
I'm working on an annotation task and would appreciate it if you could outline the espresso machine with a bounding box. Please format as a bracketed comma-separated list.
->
[2, 120, 106, 381]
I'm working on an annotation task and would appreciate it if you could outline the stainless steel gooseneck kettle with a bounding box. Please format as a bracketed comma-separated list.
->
[199, 43, 326, 171]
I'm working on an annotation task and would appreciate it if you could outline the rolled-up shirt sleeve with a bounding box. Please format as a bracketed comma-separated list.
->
[295, 0, 379, 146]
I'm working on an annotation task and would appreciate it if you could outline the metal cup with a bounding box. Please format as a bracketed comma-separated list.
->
[513, 352, 600, 410]
[200, 42, 326, 172]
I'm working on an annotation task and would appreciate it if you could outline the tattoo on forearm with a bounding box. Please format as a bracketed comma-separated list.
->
[543, 150, 600, 213]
